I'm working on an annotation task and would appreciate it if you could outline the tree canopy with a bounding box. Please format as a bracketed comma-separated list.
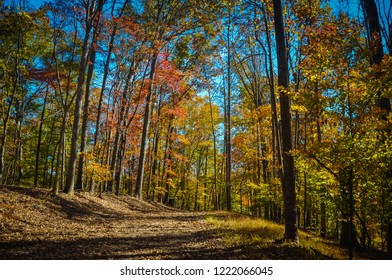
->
[0, 0, 391, 257]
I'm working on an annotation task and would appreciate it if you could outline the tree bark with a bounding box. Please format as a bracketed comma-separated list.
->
[272, 0, 298, 242]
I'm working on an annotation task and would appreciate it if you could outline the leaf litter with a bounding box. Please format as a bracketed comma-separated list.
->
[0, 185, 236, 259]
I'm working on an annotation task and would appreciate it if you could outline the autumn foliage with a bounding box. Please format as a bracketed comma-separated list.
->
[0, 0, 391, 257]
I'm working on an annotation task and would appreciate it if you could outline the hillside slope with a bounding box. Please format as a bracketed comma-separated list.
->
[1, 186, 384, 260]
[0, 185, 228, 259]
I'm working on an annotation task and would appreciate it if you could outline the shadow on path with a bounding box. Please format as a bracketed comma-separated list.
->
[0, 229, 246, 260]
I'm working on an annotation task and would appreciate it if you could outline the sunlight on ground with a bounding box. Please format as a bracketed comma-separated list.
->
[206, 212, 349, 260]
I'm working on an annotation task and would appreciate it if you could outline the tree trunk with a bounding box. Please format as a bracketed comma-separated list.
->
[14, 99, 23, 185]
[90, 1, 127, 192]
[135, 53, 158, 199]
[194, 152, 203, 211]
[272, 0, 298, 242]
[34, 90, 48, 187]
[93, 1, 127, 148]
[147, 94, 162, 199]
[225, 5, 232, 211]
[164, 125, 174, 205]
[339, 168, 358, 259]
[203, 148, 209, 211]
[76, 23, 99, 191]
[1, 12, 22, 184]
[266, 17, 283, 179]
[42, 118, 56, 188]
[64, 0, 104, 194]
[115, 133, 126, 196]
[362, 0, 392, 256]
[0, 94, 13, 184]
[107, 124, 120, 192]
[207, 90, 218, 210]
[53, 110, 68, 194]
[64, 12, 93, 194]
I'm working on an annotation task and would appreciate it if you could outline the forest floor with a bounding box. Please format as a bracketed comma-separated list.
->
[0, 185, 386, 260]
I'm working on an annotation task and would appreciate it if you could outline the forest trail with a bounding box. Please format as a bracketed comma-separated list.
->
[0, 186, 250, 259]
[2, 186, 385, 260]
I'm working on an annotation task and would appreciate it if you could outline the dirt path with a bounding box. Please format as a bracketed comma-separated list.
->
[0, 186, 245, 259]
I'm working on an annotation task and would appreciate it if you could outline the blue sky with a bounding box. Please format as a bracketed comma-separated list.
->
[4, 0, 44, 9]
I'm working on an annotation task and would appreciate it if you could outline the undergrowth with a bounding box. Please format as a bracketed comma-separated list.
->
[205, 212, 354, 260]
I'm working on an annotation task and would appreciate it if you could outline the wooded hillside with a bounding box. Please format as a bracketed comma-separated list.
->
[0, 0, 391, 258]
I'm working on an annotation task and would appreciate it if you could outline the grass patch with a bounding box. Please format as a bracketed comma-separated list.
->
[205, 212, 351, 260]
[206, 213, 283, 244]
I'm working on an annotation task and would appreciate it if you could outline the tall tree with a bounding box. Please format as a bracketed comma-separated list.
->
[134, 0, 221, 199]
[362, 0, 392, 256]
[75, 2, 103, 191]
[225, 2, 232, 211]
[63, 0, 105, 194]
[51, 3, 79, 194]
[272, 0, 298, 242]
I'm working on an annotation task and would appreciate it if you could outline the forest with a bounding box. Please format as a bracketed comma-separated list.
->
[0, 0, 391, 259]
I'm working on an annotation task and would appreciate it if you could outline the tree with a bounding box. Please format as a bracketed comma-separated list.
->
[272, 0, 298, 242]
[64, 0, 105, 194]
[135, 0, 222, 200]
[49, 1, 80, 194]
[225, 1, 233, 211]
[362, 0, 392, 256]
[0, 4, 52, 186]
